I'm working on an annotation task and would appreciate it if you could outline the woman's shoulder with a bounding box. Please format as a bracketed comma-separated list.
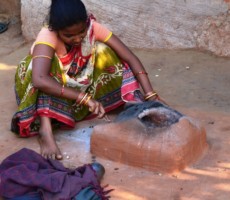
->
[38, 26, 57, 35]
[34, 26, 59, 49]
[92, 21, 105, 30]
[92, 21, 112, 42]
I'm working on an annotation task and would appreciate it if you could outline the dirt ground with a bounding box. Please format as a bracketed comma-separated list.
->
[0, 22, 230, 200]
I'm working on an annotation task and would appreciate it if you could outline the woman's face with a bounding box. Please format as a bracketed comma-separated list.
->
[58, 21, 88, 47]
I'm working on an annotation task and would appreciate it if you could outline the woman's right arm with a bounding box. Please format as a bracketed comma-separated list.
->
[32, 44, 79, 99]
[32, 44, 107, 119]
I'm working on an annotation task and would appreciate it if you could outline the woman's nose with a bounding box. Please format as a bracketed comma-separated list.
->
[73, 36, 83, 43]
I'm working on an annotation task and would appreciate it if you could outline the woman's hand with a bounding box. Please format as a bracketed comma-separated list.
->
[87, 99, 111, 121]
[148, 95, 168, 106]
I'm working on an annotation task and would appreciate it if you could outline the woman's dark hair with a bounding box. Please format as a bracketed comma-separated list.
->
[48, 0, 88, 31]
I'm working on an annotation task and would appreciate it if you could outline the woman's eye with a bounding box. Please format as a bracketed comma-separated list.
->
[80, 29, 86, 34]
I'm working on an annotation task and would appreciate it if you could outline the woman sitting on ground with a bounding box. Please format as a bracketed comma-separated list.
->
[11, 0, 164, 160]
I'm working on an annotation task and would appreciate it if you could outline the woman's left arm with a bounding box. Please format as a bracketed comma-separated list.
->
[106, 34, 157, 100]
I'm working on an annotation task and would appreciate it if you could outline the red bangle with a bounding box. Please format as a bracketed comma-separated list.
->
[135, 71, 148, 77]
[60, 85, 65, 97]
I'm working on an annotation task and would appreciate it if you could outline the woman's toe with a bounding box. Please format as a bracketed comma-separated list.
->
[50, 154, 56, 160]
[56, 154, 63, 160]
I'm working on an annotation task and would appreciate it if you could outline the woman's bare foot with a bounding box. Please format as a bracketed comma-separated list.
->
[38, 116, 63, 160]
[38, 132, 63, 160]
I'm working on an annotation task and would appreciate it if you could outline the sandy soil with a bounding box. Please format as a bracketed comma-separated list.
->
[0, 23, 230, 200]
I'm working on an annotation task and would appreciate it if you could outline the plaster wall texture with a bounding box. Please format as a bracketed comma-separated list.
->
[21, 0, 230, 56]
[0, 0, 20, 24]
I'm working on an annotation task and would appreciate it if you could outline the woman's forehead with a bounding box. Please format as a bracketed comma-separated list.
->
[61, 22, 87, 34]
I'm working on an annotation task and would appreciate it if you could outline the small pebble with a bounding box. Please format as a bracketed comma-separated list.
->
[155, 74, 159, 77]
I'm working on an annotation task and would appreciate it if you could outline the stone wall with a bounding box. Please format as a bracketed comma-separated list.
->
[21, 0, 230, 57]
[21, 0, 50, 39]
[0, 0, 21, 24]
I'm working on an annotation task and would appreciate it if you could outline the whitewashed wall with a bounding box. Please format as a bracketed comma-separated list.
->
[21, 0, 230, 57]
